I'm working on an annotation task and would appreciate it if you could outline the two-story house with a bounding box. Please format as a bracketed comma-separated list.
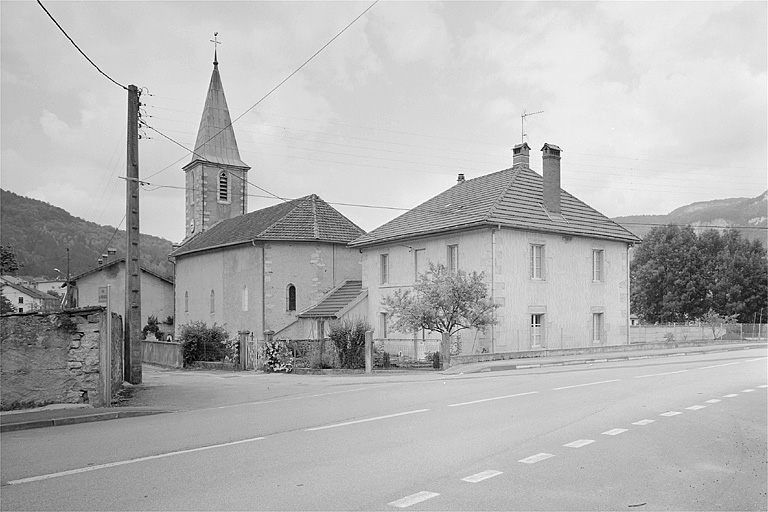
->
[349, 143, 641, 357]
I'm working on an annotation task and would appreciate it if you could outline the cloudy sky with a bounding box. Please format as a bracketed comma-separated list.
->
[2, 1, 766, 243]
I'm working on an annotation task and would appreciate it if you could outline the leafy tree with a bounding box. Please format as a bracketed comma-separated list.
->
[382, 263, 497, 368]
[631, 226, 767, 323]
[1, 245, 21, 274]
[1, 291, 15, 314]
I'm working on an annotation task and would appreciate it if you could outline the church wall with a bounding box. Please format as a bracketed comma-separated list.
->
[174, 249, 230, 336]
[221, 244, 263, 338]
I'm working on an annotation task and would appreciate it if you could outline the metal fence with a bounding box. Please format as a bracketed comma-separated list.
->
[630, 323, 766, 344]
[375, 338, 442, 363]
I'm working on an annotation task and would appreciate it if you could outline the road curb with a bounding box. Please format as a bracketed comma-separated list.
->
[0, 410, 169, 433]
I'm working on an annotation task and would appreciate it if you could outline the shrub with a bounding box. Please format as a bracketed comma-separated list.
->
[329, 318, 371, 369]
[142, 315, 161, 340]
[264, 339, 293, 373]
[178, 322, 229, 367]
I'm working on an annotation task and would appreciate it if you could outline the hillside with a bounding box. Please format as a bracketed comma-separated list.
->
[0, 189, 174, 279]
[613, 191, 768, 245]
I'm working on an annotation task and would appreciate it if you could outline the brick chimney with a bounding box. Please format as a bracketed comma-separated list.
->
[541, 143, 562, 214]
[457, 173, 465, 183]
[512, 142, 530, 167]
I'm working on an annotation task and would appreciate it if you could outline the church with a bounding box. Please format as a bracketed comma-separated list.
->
[170, 51, 365, 349]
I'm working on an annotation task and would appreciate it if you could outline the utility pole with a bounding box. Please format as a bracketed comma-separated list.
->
[125, 84, 142, 384]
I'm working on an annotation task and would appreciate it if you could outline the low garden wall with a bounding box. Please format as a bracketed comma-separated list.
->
[142, 339, 183, 368]
[0, 307, 123, 410]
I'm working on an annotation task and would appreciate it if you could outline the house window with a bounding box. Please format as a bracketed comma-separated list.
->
[531, 314, 544, 347]
[18, 307, 23, 313]
[242, 286, 248, 312]
[218, 171, 229, 202]
[380, 312, 388, 339]
[287, 284, 296, 311]
[530, 244, 545, 279]
[210, 290, 215, 313]
[447, 244, 459, 273]
[593, 250, 604, 282]
[380, 254, 389, 285]
[592, 313, 604, 343]
[18, 297, 23, 304]
[184, 291, 189, 313]
[414, 249, 426, 281]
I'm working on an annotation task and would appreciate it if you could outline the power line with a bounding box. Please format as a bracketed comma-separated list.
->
[36, 0, 128, 91]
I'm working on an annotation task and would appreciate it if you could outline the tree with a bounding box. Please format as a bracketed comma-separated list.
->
[1, 245, 21, 275]
[382, 263, 497, 368]
[631, 225, 767, 323]
[0, 290, 15, 314]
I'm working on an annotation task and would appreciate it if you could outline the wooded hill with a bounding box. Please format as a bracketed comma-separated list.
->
[0, 189, 174, 280]
[613, 191, 768, 246]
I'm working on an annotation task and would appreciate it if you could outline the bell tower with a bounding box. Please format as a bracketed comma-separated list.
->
[183, 40, 250, 239]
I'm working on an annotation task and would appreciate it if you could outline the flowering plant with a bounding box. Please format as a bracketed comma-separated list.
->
[264, 339, 293, 373]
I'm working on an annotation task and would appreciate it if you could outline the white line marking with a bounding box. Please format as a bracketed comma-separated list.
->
[6, 436, 265, 485]
[519, 453, 555, 464]
[697, 362, 739, 370]
[660, 411, 682, 416]
[388, 491, 440, 508]
[758, 385, 768, 388]
[632, 419, 655, 426]
[634, 370, 688, 378]
[602, 428, 628, 436]
[462, 470, 503, 483]
[747, 358, 768, 362]
[723, 394, 739, 398]
[552, 379, 620, 391]
[564, 439, 595, 448]
[705, 399, 721, 403]
[306, 409, 429, 431]
[448, 391, 538, 407]
[686, 405, 706, 410]
[741, 389, 755, 393]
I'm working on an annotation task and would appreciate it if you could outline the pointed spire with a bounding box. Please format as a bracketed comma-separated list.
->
[189, 41, 248, 169]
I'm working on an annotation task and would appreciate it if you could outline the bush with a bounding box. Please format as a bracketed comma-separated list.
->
[178, 322, 229, 367]
[329, 318, 370, 369]
[264, 339, 293, 373]
[142, 315, 161, 340]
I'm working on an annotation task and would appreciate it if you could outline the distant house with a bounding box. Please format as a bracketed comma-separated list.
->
[0, 277, 59, 313]
[169, 54, 365, 347]
[349, 143, 642, 356]
[67, 257, 174, 336]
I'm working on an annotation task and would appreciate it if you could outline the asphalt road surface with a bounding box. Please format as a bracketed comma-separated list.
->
[2, 348, 766, 511]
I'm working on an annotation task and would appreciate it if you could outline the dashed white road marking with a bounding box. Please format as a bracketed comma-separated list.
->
[660, 411, 682, 417]
[388, 492, 440, 508]
[448, 391, 538, 407]
[741, 389, 755, 393]
[462, 470, 503, 483]
[552, 379, 621, 391]
[519, 453, 555, 464]
[634, 370, 688, 379]
[305, 409, 429, 431]
[6, 436, 265, 485]
[602, 428, 628, 436]
[758, 385, 768, 388]
[697, 362, 739, 370]
[723, 394, 739, 398]
[632, 419, 655, 426]
[564, 439, 595, 448]
[705, 399, 721, 403]
[686, 405, 706, 410]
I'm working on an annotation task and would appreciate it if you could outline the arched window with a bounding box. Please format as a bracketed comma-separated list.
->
[218, 171, 229, 202]
[210, 290, 215, 313]
[242, 285, 249, 311]
[184, 291, 189, 313]
[287, 284, 296, 311]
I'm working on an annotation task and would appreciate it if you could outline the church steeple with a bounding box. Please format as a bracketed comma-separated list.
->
[183, 41, 250, 240]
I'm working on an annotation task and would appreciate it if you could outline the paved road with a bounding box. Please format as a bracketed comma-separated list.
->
[2, 348, 766, 510]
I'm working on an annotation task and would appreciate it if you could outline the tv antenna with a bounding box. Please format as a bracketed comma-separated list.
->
[521, 109, 544, 144]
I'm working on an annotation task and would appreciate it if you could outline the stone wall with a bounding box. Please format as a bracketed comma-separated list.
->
[142, 339, 183, 368]
[0, 307, 123, 410]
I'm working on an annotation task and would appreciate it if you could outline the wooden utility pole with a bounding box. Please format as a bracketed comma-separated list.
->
[125, 84, 142, 384]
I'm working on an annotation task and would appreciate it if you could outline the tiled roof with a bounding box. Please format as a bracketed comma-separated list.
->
[0, 280, 58, 301]
[185, 61, 249, 169]
[171, 195, 365, 258]
[299, 280, 364, 318]
[69, 258, 174, 284]
[350, 166, 641, 247]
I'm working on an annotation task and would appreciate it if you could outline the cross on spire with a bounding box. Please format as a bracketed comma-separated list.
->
[210, 32, 221, 66]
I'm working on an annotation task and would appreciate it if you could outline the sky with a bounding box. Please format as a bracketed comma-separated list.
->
[2, 1, 766, 243]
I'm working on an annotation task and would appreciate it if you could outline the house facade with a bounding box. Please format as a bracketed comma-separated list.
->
[67, 257, 174, 336]
[1, 277, 59, 313]
[170, 54, 365, 345]
[350, 143, 641, 356]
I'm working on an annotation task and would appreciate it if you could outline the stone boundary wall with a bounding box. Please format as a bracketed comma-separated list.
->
[0, 307, 123, 410]
[142, 340, 183, 368]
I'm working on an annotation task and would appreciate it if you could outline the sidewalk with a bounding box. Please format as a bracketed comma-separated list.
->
[2, 341, 764, 433]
